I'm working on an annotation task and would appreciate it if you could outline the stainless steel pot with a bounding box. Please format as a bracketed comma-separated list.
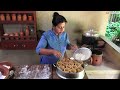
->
[53, 47, 92, 79]
[83, 29, 99, 38]
[53, 63, 85, 79]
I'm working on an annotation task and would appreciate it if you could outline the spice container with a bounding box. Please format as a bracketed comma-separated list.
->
[29, 25, 34, 36]
[0, 14, 5, 21]
[20, 29, 24, 40]
[28, 15, 33, 21]
[25, 26, 30, 36]
[9, 33, 14, 40]
[6, 14, 11, 21]
[17, 14, 22, 21]
[23, 14, 27, 21]
[3, 33, 9, 40]
[14, 32, 19, 40]
[12, 14, 16, 21]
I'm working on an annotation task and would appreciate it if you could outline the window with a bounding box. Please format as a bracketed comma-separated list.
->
[105, 11, 120, 47]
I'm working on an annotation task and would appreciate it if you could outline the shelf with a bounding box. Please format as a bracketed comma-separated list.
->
[0, 11, 37, 50]
[0, 21, 35, 24]
[0, 41, 37, 50]
[0, 11, 35, 14]
[1, 39, 36, 42]
[0, 36, 36, 41]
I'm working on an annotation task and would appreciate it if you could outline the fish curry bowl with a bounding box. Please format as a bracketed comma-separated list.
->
[55, 58, 85, 79]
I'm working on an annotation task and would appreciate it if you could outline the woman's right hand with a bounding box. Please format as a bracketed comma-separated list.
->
[52, 50, 62, 58]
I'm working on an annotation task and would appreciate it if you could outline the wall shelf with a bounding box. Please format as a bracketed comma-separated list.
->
[0, 11, 37, 50]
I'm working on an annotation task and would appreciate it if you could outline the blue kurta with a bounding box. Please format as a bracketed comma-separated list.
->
[36, 29, 70, 64]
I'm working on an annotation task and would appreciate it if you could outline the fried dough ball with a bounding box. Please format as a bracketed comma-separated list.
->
[70, 68, 76, 73]
[57, 58, 84, 73]
[63, 67, 70, 73]
[76, 68, 81, 72]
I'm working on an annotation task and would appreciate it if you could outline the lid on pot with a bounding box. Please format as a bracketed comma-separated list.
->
[83, 28, 99, 38]
[72, 47, 92, 61]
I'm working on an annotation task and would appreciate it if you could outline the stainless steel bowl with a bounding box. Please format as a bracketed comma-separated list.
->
[73, 47, 92, 61]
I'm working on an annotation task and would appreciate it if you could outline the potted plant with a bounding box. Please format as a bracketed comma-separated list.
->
[112, 28, 120, 46]
[106, 21, 120, 47]
[106, 22, 120, 40]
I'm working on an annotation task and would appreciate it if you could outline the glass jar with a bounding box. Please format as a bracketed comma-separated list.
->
[29, 26, 34, 36]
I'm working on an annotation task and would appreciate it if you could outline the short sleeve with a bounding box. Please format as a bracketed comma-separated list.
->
[66, 33, 70, 45]
[66, 33, 72, 49]
[36, 34, 47, 54]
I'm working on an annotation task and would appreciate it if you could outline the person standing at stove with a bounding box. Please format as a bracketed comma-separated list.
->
[36, 12, 78, 64]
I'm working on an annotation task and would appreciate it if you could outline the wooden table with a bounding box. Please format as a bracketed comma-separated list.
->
[12, 64, 88, 79]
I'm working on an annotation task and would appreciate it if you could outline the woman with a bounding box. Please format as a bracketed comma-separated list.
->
[36, 12, 78, 64]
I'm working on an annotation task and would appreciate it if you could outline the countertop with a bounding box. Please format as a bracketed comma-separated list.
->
[12, 64, 88, 79]
[6, 49, 120, 79]
[65, 49, 120, 79]
[82, 51, 120, 79]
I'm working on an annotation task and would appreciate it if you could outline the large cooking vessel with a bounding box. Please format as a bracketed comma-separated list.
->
[54, 47, 92, 79]
[55, 64, 85, 79]
[82, 29, 99, 45]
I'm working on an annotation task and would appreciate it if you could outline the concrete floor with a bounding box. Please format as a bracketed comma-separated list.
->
[0, 50, 73, 65]
[0, 50, 40, 65]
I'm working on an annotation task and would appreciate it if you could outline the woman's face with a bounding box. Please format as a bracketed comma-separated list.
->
[53, 22, 66, 35]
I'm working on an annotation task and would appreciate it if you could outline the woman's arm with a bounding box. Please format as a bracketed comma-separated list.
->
[39, 48, 54, 55]
[66, 33, 78, 50]
[36, 34, 62, 58]
[40, 48, 62, 58]
[36, 34, 47, 54]
[67, 43, 78, 50]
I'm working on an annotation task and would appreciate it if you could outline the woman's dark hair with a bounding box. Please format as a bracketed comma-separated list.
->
[52, 12, 67, 26]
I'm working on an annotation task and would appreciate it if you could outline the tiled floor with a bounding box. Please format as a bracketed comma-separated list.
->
[0, 50, 40, 65]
